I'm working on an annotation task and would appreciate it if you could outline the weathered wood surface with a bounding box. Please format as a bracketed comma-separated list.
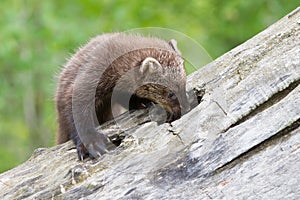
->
[1, 7, 300, 200]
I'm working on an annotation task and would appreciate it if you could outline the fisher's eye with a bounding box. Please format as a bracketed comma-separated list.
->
[168, 91, 176, 100]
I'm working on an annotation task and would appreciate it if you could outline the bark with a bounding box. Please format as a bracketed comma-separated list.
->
[1, 7, 300, 200]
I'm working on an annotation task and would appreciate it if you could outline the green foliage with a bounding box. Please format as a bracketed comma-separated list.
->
[0, 0, 298, 172]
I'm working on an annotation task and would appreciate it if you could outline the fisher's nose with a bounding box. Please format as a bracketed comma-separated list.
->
[179, 91, 191, 114]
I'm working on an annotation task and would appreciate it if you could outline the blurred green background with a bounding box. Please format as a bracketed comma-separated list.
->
[0, 0, 298, 173]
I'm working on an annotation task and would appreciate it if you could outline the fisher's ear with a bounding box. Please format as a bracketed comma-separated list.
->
[168, 39, 181, 55]
[139, 57, 163, 75]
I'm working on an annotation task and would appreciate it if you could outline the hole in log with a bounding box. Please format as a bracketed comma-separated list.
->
[188, 88, 205, 110]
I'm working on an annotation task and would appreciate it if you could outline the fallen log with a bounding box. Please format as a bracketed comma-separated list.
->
[0, 7, 299, 200]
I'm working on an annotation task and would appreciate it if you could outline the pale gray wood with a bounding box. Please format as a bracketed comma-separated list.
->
[0, 7, 299, 200]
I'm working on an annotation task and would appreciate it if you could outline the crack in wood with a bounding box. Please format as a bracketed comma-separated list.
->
[215, 118, 300, 174]
[224, 78, 300, 132]
[288, 6, 300, 18]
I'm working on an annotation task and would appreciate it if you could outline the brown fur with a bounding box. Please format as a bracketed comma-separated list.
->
[55, 33, 189, 159]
